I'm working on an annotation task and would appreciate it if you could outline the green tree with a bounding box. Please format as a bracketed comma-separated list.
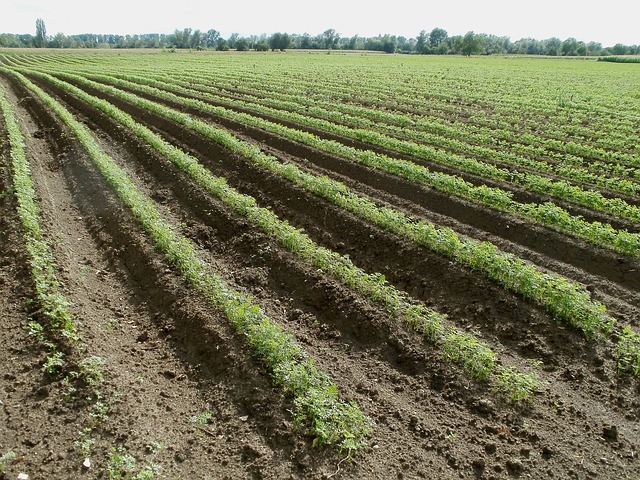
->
[321, 29, 340, 49]
[35, 18, 47, 47]
[586, 41, 602, 56]
[416, 30, 429, 54]
[429, 28, 447, 48]
[215, 38, 229, 51]
[562, 37, 579, 56]
[190, 29, 204, 50]
[461, 31, 483, 56]
[611, 43, 629, 55]
[382, 35, 397, 53]
[172, 28, 192, 48]
[206, 29, 220, 48]
[545, 37, 562, 56]
[235, 38, 249, 51]
[269, 32, 291, 51]
[227, 33, 240, 49]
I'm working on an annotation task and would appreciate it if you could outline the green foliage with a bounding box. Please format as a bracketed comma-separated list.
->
[0, 451, 17, 473]
[10, 70, 372, 453]
[0, 85, 78, 345]
[43, 351, 65, 374]
[269, 32, 291, 51]
[441, 329, 496, 381]
[48, 71, 539, 399]
[107, 448, 161, 480]
[493, 366, 543, 402]
[598, 56, 640, 64]
[616, 326, 640, 376]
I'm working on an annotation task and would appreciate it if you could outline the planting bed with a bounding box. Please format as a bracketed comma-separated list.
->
[0, 51, 639, 479]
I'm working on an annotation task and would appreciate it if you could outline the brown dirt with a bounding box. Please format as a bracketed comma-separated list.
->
[0, 70, 639, 480]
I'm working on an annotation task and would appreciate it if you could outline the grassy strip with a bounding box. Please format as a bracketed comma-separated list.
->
[33, 70, 542, 400]
[83, 73, 640, 258]
[598, 57, 640, 64]
[9, 69, 373, 452]
[0, 83, 78, 352]
[55, 71, 617, 341]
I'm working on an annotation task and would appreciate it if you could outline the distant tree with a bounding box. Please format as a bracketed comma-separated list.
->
[561, 37, 579, 56]
[321, 29, 340, 49]
[429, 27, 447, 48]
[227, 33, 240, 49]
[545, 37, 562, 56]
[235, 38, 249, 51]
[269, 32, 291, 51]
[255, 41, 269, 51]
[49, 32, 66, 48]
[34, 18, 47, 47]
[415, 30, 429, 54]
[172, 28, 192, 48]
[586, 41, 602, 56]
[206, 29, 220, 48]
[482, 34, 510, 55]
[382, 35, 398, 53]
[215, 38, 229, 51]
[190, 30, 204, 50]
[611, 43, 629, 55]
[461, 31, 483, 56]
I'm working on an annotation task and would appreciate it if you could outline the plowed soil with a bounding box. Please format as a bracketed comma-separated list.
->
[1, 69, 639, 480]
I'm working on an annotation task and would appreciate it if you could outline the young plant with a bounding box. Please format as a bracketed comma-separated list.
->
[0, 451, 17, 473]
[616, 326, 640, 376]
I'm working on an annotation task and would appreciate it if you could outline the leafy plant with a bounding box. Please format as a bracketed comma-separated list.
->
[616, 326, 640, 376]
[107, 448, 161, 480]
[0, 451, 17, 473]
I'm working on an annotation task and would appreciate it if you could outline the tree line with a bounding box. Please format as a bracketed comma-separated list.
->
[1, 20, 638, 57]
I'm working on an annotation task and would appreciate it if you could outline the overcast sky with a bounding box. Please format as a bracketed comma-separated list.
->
[2, 0, 639, 47]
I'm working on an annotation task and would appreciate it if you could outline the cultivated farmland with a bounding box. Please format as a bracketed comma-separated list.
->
[0, 50, 638, 479]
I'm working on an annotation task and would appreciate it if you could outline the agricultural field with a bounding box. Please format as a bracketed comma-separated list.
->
[0, 49, 639, 479]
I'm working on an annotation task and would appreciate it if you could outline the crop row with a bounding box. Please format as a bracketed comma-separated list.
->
[0, 82, 78, 357]
[48, 56, 640, 170]
[67, 72, 640, 258]
[143, 75, 640, 226]
[6, 52, 638, 156]
[29, 69, 547, 401]
[149, 69, 640, 181]
[35, 70, 625, 340]
[1, 82, 114, 472]
[165, 57, 640, 152]
[43, 70, 640, 376]
[7, 53, 639, 169]
[7, 69, 373, 453]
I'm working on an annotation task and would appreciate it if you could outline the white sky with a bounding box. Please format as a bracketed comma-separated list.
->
[2, 0, 639, 47]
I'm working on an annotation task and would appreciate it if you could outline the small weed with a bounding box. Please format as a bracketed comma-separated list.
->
[89, 397, 110, 424]
[107, 447, 161, 480]
[0, 451, 17, 473]
[75, 427, 95, 457]
[144, 442, 164, 455]
[67, 356, 105, 389]
[43, 351, 65, 375]
[106, 317, 121, 331]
